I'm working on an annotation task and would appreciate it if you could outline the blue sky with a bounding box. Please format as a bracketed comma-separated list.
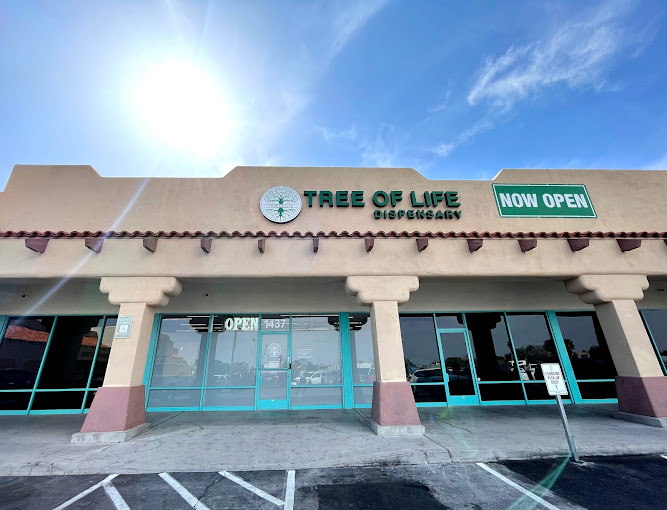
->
[1, 0, 666, 188]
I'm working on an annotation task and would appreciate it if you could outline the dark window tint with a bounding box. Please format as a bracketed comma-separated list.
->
[642, 310, 667, 374]
[467, 313, 519, 381]
[0, 317, 55, 390]
[556, 312, 617, 379]
[412, 384, 447, 403]
[32, 391, 85, 410]
[0, 392, 31, 411]
[479, 383, 525, 402]
[89, 318, 117, 388]
[37, 316, 104, 389]
[506, 313, 559, 380]
[435, 313, 464, 329]
[400, 314, 442, 381]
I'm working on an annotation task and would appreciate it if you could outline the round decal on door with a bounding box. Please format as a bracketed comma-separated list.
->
[268, 342, 282, 358]
[260, 186, 302, 223]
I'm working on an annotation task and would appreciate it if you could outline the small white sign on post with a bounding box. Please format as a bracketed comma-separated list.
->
[541, 363, 568, 396]
[541, 362, 580, 462]
[115, 316, 133, 339]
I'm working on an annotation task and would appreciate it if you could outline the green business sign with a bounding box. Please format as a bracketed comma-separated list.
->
[492, 184, 596, 218]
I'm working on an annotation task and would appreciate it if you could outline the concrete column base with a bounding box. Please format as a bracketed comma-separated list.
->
[364, 418, 425, 436]
[71, 422, 151, 443]
[80, 385, 147, 433]
[370, 381, 421, 428]
[616, 376, 667, 418]
[613, 412, 667, 428]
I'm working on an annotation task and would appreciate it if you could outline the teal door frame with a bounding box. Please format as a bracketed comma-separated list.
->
[256, 330, 291, 410]
[436, 323, 481, 406]
[545, 311, 583, 404]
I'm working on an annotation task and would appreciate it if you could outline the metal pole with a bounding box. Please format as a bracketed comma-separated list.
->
[556, 394, 580, 463]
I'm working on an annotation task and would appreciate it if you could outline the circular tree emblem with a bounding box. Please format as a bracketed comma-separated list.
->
[260, 186, 302, 223]
[268, 342, 282, 358]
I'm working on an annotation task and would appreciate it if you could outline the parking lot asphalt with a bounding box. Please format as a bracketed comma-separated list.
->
[0, 455, 665, 509]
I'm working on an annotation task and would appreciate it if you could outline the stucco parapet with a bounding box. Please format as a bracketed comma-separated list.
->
[100, 277, 182, 307]
[345, 276, 419, 305]
[565, 274, 649, 304]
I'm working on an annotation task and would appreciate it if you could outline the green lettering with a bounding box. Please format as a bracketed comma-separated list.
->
[390, 190, 403, 206]
[435, 210, 444, 219]
[397, 210, 406, 219]
[407, 210, 415, 219]
[351, 190, 365, 207]
[444, 210, 453, 219]
[445, 191, 460, 207]
[424, 192, 431, 207]
[453, 210, 462, 219]
[417, 210, 425, 219]
[335, 190, 349, 207]
[426, 210, 435, 219]
[388, 210, 397, 219]
[373, 191, 389, 207]
[410, 191, 424, 207]
[304, 191, 317, 207]
[319, 191, 334, 207]
[431, 191, 444, 206]
[374, 210, 382, 219]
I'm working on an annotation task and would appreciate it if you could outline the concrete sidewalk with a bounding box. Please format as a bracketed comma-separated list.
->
[1, 404, 666, 476]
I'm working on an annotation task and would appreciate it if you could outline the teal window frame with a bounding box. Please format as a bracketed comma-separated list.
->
[0, 314, 117, 415]
[381, 310, 617, 409]
[639, 309, 667, 375]
[145, 313, 347, 412]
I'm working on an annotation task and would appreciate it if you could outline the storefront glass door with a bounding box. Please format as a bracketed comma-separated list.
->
[439, 331, 480, 405]
[257, 332, 290, 410]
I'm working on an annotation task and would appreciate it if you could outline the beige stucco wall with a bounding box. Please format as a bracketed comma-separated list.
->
[0, 165, 665, 281]
[4, 277, 666, 317]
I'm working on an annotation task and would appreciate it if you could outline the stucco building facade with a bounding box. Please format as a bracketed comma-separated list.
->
[0, 165, 665, 438]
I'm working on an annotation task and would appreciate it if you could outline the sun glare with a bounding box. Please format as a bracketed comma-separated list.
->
[135, 60, 231, 157]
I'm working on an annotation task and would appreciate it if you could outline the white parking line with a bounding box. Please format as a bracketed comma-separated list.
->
[284, 470, 295, 510]
[159, 472, 211, 510]
[477, 463, 561, 510]
[660, 454, 667, 460]
[102, 480, 131, 510]
[219, 470, 285, 506]
[53, 474, 118, 510]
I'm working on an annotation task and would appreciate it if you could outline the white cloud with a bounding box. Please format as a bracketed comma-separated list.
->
[433, 0, 642, 159]
[329, 0, 389, 59]
[316, 124, 358, 143]
[360, 124, 397, 167]
[468, 0, 633, 108]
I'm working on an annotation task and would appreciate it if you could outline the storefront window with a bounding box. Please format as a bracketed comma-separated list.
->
[400, 314, 446, 403]
[349, 313, 374, 405]
[555, 312, 617, 399]
[0, 315, 115, 413]
[206, 315, 258, 387]
[506, 313, 560, 401]
[148, 315, 208, 408]
[641, 310, 667, 375]
[290, 315, 342, 390]
[146, 313, 344, 410]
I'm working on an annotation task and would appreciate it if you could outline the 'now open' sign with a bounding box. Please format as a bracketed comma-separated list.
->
[492, 184, 596, 218]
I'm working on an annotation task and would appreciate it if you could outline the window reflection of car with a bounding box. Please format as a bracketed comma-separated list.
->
[409, 368, 444, 384]
[292, 370, 331, 385]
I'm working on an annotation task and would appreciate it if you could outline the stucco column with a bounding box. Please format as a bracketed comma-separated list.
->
[346, 276, 423, 435]
[79, 277, 182, 437]
[565, 275, 666, 418]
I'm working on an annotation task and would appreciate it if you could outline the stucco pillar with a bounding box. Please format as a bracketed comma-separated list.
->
[565, 275, 667, 419]
[346, 276, 423, 435]
[77, 277, 182, 440]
